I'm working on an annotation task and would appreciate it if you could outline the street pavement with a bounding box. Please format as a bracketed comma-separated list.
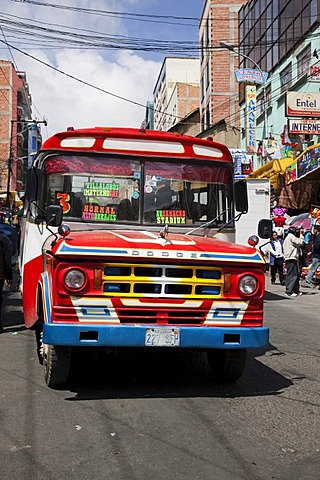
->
[0, 271, 319, 480]
[265, 271, 320, 300]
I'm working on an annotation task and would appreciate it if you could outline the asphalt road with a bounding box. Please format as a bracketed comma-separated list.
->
[0, 274, 319, 480]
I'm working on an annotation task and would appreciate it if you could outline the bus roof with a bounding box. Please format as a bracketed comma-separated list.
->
[40, 127, 233, 164]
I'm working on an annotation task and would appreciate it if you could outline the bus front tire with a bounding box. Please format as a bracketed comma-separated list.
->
[207, 348, 246, 383]
[43, 343, 71, 388]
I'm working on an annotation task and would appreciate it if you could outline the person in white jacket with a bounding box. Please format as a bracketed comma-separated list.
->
[283, 226, 305, 297]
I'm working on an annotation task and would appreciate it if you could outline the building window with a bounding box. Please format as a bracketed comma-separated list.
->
[200, 76, 204, 102]
[256, 84, 271, 118]
[297, 45, 311, 79]
[256, 92, 264, 118]
[200, 35, 204, 64]
[205, 106, 210, 129]
[238, 0, 318, 76]
[205, 19, 209, 48]
[266, 84, 271, 108]
[280, 63, 292, 94]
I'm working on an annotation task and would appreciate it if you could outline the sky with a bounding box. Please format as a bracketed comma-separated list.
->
[0, 0, 203, 140]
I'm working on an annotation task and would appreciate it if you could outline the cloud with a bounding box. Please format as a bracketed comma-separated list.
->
[17, 48, 160, 137]
[2, 0, 161, 139]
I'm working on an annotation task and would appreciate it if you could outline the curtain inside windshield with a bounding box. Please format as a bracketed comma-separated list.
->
[44, 156, 232, 225]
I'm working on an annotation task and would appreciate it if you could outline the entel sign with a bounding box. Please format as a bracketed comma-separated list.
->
[286, 91, 320, 117]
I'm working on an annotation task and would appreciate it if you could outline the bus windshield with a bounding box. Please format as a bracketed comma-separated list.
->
[43, 154, 233, 226]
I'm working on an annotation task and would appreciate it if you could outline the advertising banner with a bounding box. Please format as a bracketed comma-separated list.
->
[309, 65, 320, 82]
[228, 148, 252, 177]
[235, 68, 268, 84]
[285, 163, 297, 185]
[246, 86, 256, 154]
[286, 91, 320, 117]
[296, 145, 320, 179]
[288, 119, 320, 134]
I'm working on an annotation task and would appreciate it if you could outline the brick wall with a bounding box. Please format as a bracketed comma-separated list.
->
[176, 83, 200, 122]
[200, 0, 246, 136]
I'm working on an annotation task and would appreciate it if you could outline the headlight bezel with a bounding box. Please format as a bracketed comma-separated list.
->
[238, 274, 258, 296]
[64, 268, 87, 291]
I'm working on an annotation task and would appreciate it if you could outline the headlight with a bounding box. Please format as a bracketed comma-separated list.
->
[238, 275, 257, 295]
[64, 269, 86, 289]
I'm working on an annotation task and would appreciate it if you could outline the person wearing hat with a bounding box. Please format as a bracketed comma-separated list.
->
[283, 225, 305, 297]
[304, 224, 320, 288]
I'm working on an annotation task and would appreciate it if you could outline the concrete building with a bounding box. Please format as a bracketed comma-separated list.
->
[168, 108, 201, 137]
[153, 57, 199, 131]
[0, 60, 32, 198]
[238, 0, 320, 211]
[141, 101, 155, 130]
[199, 0, 247, 136]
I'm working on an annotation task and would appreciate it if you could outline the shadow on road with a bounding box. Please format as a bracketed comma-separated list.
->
[64, 346, 292, 401]
[264, 288, 320, 301]
[1, 286, 25, 333]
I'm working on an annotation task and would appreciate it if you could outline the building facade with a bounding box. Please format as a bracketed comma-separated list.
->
[153, 57, 199, 131]
[237, 0, 320, 210]
[0, 61, 32, 199]
[199, 0, 247, 133]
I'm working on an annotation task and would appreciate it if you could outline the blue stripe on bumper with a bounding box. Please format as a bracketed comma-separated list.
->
[43, 323, 269, 349]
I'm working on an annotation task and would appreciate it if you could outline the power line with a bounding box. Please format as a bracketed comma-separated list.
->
[0, 38, 190, 125]
[3, 3, 319, 142]
[10, 0, 317, 25]
[10, 0, 199, 26]
[2, 10, 320, 57]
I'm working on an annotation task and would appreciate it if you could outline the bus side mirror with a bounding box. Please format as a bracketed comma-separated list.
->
[234, 180, 248, 213]
[25, 167, 44, 201]
[46, 205, 63, 227]
[258, 219, 273, 239]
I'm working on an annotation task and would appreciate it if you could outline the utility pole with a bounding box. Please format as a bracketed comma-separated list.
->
[5, 120, 14, 209]
[220, 41, 268, 140]
[6, 118, 47, 209]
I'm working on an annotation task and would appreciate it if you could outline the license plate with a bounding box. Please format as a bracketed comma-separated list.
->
[145, 328, 180, 347]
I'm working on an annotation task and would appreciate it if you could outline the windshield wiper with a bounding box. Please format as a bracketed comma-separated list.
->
[185, 208, 229, 236]
[185, 209, 245, 236]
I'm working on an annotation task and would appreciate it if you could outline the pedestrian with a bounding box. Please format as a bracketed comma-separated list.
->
[304, 224, 320, 288]
[283, 226, 305, 297]
[269, 230, 285, 285]
[0, 232, 13, 330]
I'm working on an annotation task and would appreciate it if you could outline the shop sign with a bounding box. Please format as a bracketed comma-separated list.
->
[229, 148, 246, 175]
[296, 145, 320, 179]
[285, 163, 297, 185]
[229, 149, 252, 177]
[309, 65, 320, 82]
[288, 119, 320, 134]
[235, 68, 268, 84]
[286, 92, 320, 117]
[246, 86, 256, 154]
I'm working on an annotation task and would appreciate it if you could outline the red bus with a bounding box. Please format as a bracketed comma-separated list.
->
[20, 127, 271, 387]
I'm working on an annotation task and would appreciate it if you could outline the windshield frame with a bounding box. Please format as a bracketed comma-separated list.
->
[38, 152, 236, 229]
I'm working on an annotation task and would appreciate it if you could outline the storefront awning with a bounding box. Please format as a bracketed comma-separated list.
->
[248, 157, 294, 189]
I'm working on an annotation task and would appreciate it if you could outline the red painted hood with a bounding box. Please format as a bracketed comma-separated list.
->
[52, 229, 265, 265]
